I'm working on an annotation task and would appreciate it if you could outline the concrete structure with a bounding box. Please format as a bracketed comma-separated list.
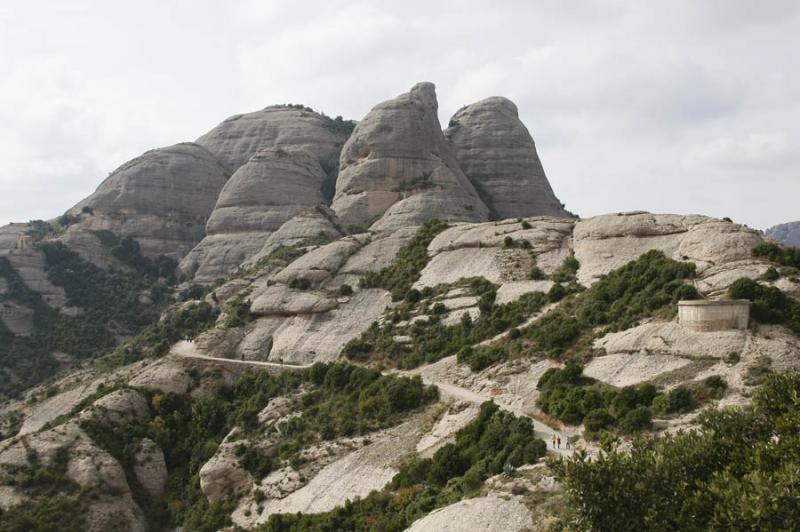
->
[678, 299, 751, 332]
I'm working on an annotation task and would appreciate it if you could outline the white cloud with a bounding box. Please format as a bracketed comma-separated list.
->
[0, 0, 798, 229]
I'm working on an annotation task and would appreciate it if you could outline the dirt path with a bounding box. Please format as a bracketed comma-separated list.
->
[171, 341, 574, 456]
[171, 341, 311, 370]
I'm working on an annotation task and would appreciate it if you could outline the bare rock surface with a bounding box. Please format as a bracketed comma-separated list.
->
[583, 353, 692, 387]
[6, 249, 66, 308]
[496, 280, 553, 305]
[70, 142, 229, 259]
[252, 417, 425, 523]
[766, 221, 800, 248]
[265, 288, 392, 363]
[405, 496, 534, 532]
[182, 148, 336, 282]
[445, 96, 568, 219]
[331, 82, 489, 231]
[133, 438, 167, 498]
[595, 321, 748, 360]
[415, 217, 573, 289]
[272, 237, 364, 286]
[246, 206, 345, 267]
[250, 284, 338, 316]
[196, 105, 347, 175]
[574, 213, 764, 285]
[0, 302, 34, 336]
[200, 430, 254, 504]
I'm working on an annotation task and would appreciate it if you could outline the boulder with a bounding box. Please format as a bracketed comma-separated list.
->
[70, 143, 229, 259]
[331, 82, 489, 232]
[132, 438, 167, 499]
[445, 96, 568, 219]
[199, 430, 253, 504]
[406, 496, 534, 532]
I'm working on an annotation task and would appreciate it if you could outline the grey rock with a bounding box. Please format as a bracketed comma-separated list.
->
[331, 82, 489, 232]
[133, 438, 167, 499]
[445, 96, 568, 219]
[766, 221, 800, 248]
[196, 105, 348, 175]
[246, 206, 345, 267]
[70, 143, 229, 259]
[0, 302, 34, 336]
[180, 148, 333, 282]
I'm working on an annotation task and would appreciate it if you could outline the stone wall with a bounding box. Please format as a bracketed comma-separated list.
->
[678, 300, 751, 332]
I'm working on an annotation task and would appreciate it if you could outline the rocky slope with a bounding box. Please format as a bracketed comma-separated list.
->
[1, 81, 798, 531]
[766, 220, 800, 248]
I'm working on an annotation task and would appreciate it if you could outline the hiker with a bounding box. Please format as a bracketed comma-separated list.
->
[557, 435, 561, 449]
[551, 434, 556, 448]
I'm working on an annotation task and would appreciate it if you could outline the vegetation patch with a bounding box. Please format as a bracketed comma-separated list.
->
[80, 363, 436, 532]
[345, 277, 548, 369]
[728, 277, 800, 333]
[550, 372, 800, 531]
[260, 401, 546, 531]
[535, 363, 726, 436]
[360, 219, 449, 300]
[459, 250, 699, 371]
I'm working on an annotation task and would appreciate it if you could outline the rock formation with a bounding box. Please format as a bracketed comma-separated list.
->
[331, 82, 489, 232]
[69, 143, 229, 259]
[182, 107, 351, 282]
[766, 221, 800, 248]
[180, 148, 333, 282]
[195, 105, 347, 175]
[445, 96, 568, 219]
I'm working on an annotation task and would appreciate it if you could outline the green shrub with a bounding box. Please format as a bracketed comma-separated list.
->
[288, 277, 311, 290]
[224, 297, 252, 329]
[551, 253, 580, 283]
[729, 278, 800, 333]
[529, 266, 546, 280]
[761, 267, 780, 282]
[752, 241, 800, 269]
[336, 284, 353, 296]
[550, 372, 800, 531]
[361, 219, 449, 300]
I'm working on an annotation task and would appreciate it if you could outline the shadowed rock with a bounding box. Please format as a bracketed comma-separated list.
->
[445, 96, 568, 219]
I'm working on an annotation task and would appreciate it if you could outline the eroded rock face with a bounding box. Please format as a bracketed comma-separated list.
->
[331, 82, 489, 232]
[133, 438, 167, 499]
[184, 106, 351, 282]
[766, 221, 800, 248]
[70, 143, 229, 259]
[199, 430, 253, 504]
[445, 96, 568, 219]
[181, 148, 334, 282]
[415, 217, 574, 288]
[573, 213, 764, 285]
[196, 105, 347, 175]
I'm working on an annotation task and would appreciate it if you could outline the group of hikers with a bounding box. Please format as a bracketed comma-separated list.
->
[550, 433, 568, 450]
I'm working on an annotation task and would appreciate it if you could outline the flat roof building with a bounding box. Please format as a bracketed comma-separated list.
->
[678, 299, 751, 332]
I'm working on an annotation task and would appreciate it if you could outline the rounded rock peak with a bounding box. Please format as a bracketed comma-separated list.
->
[458, 96, 519, 117]
[409, 81, 438, 110]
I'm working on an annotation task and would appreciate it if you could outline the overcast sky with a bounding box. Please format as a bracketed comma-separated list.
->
[1, 0, 798, 230]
